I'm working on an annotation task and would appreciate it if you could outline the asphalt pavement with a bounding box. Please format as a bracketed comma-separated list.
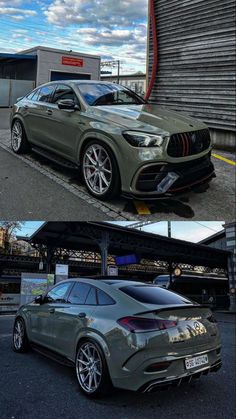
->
[0, 109, 235, 221]
[0, 313, 235, 419]
[0, 147, 114, 220]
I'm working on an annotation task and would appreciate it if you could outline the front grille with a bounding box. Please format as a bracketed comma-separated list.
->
[136, 155, 214, 193]
[167, 129, 211, 157]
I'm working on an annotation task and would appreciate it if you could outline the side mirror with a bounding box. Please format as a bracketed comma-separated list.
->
[35, 295, 43, 304]
[57, 99, 80, 110]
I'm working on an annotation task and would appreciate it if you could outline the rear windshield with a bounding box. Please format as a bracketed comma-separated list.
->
[120, 285, 193, 305]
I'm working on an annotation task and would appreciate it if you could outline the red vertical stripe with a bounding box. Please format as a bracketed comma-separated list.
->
[180, 134, 186, 156]
[184, 133, 190, 156]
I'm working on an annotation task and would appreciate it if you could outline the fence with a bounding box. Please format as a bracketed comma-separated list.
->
[0, 79, 35, 107]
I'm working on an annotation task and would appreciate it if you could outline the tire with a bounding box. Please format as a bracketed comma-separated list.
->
[11, 119, 30, 154]
[12, 317, 30, 353]
[81, 141, 120, 200]
[75, 339, 112, 398]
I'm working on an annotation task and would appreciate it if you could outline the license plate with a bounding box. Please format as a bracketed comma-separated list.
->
[185, 354, 208, 370]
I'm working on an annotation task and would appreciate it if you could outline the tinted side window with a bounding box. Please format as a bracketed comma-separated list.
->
[52, 84, 77, 103]
[27, 90, 37, 100]
[67, 283, 91, 305]
[85, 287, 97, 305]
[97, 289, 115, 305]
[46, 282, 72, 303]
[37, 85, 55, 103]
[120, 286, 192, 305]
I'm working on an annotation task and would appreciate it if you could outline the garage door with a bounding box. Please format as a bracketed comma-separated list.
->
[50, 71, 91, 81]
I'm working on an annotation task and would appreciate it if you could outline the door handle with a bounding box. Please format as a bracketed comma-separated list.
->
[46, 109, 53, 115]
[23, 105, 29, 110]
[49, 308, 55, 314]
[78, 312, 86, 318]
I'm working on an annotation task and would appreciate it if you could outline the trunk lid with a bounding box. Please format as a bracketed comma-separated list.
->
[135, 305, 220, 354]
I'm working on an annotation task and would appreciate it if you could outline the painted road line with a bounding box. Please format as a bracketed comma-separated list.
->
[134, 201, 151, 215]
[212, 153, 236, 167]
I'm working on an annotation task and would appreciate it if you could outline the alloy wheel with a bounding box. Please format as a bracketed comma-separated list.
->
[13, 319, 24, 350]
[76, 342, 102, 394]
[11, 121, 23, 152]
[83, 144, 112, 196]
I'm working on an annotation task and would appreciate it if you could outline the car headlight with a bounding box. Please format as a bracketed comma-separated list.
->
[123, 131, 164, 147]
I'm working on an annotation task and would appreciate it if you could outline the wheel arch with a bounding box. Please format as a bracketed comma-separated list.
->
[11, 114, 26, 129]
[75, 331, 111, 363]
[77, 134, 120, 169]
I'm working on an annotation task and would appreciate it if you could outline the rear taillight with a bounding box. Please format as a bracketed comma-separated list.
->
[117, 316, 177, 333]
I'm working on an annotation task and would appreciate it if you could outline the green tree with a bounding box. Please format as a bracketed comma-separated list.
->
[0, 221, 25, 254]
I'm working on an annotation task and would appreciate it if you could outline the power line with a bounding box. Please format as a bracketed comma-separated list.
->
[193, 221, 223, 233]
[0, 18, 147, 62]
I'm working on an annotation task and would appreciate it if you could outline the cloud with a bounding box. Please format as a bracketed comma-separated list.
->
[45, 0, 148, 28]
[75, 26, 146, 47]
[0, 7, 37, 16]
[0, 1, 23, 5]
[43, 0, 148, 72]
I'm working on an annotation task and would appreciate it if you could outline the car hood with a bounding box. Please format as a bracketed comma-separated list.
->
[88, 104, 207, 135]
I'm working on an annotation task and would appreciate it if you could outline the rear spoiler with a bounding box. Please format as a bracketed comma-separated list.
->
[135, 304, 211, 316]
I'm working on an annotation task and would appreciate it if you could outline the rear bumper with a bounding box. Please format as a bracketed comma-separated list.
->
[140, 359, 222, 393]
[111, 346, 221, 392]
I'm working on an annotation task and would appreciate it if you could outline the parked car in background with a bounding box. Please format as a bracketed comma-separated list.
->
[13, 278, 221, 397]
[10, 81, 215, 200]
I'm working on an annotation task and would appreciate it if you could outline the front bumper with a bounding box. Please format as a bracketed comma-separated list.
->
[125, 154, 215, 200]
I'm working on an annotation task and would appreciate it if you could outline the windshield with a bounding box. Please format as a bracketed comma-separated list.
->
[76, 83, 146, 106]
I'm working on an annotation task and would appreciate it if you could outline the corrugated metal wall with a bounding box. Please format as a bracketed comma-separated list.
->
[148, 0, 236, 132]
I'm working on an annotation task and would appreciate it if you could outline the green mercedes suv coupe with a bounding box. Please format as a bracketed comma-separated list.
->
[13, 278, 221, 397]
[11, 81, 215, 200]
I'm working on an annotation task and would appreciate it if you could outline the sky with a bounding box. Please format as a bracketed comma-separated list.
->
[0, 0, 148, 74]
[14, 221, 225, 243]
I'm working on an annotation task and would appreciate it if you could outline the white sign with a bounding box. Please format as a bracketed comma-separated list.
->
[55, 264, 69, 276]
[107, 265, 118, 276]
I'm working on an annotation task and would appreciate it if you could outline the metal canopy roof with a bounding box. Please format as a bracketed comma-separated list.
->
[0, 53, 37, 62]
[21, 222, 230, 269]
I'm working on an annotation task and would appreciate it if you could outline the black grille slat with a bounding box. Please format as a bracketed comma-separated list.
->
[167, 129, 211, 157]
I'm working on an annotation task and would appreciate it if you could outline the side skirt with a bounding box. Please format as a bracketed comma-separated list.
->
[30, 342, 74, 368]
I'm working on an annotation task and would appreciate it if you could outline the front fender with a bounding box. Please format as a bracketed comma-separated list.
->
[76, 123, 122, 164]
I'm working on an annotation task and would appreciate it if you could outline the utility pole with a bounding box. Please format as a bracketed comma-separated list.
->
[101, 60, 121, 84]
[168, 221, 171, 238]
[117, 60, 120, 84]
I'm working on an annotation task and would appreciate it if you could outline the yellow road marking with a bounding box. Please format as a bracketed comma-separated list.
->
[212, 153, 236, 167]
[134, 201, 151, 215]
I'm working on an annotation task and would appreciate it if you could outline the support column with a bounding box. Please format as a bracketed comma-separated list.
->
[225, 222, 236, 312]
[97, 232, 109, 276]
[46, 246, 54, 276]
